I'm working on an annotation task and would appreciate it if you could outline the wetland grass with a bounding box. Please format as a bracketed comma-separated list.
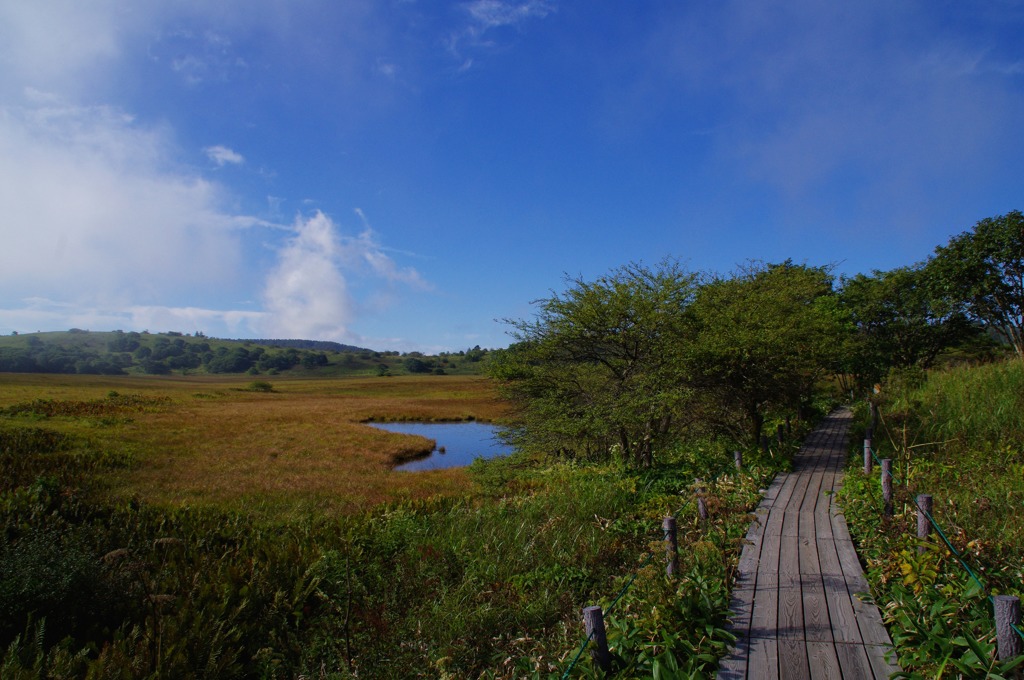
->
[0, 374, 509, 514]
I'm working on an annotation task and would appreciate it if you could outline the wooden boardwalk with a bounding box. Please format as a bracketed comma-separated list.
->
[717, 409, 901, 679]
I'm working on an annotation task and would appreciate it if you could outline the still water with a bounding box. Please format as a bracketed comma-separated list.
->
[369, 421, 512, 471]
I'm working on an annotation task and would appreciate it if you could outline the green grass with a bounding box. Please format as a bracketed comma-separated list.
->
[0, 373, 789, 678]
[839, 359, 1024, 677]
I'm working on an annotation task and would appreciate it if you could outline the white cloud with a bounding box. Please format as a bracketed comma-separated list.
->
[0, 299, 264, 338]
[204, 144, 245, 166]
[0, 98, 255, 316]
[260, 211, 429, 342]
[0, 0, 123, 97]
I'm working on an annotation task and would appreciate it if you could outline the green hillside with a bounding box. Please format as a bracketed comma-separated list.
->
[0, 329, 492, 377]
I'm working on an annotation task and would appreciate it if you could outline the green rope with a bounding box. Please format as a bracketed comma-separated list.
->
[560, 493, 706, 677]
[867, 442, 989, 595]
[560, 630, 595, 680]
[865, 436, 1024, 644]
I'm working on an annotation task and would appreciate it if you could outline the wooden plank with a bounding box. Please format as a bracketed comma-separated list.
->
[814, 498, 835, 540]
[848, 587, 893, 647]
[834, 642, 874, 679]
[799, 539, 829, 643]
[778, 581, 804, 640]
[824, 581, 863, 645]
[717, 637, 750, 680]
[778, 639, 811, 680]
[750, 572, 780, 640]
[758, 531, 782, 575]
[807, 641, 842, 680]
[830, 507, 852, 543]
[815, 538, 842, 578]
[865, 644, 901, 679]
[729, 584, 755, 637]
[747, 637, 779, 680]
[801, 572, 831, 643]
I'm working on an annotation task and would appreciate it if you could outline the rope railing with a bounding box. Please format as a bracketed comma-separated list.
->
[561, 454, 745, 675]
[862, 417, 1024, 658]
[559, 431, 786, 676]
[558, 503, 680, 678]
[557, 548, 659, 675]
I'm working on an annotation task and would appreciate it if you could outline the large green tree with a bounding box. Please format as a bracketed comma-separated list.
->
[685, 261, 845, 447]
[838, 264, 974, 386]
[491, 261, 699, 468]
[927, 210, 1024, 358]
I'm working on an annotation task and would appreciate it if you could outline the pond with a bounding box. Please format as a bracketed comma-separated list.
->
[368, 421, 512, 471]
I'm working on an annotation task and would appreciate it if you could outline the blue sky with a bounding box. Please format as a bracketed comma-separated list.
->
[1, 1, 1022, 352]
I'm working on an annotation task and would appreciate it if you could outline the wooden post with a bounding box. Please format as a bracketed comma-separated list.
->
[994, 595, 1023, 661]
[583, 606, 611, 672]
[734, 450, 743, 471]
[696, 479, 709, 521]
[760, 435, 769, 454]
[863, 438, 872, 475]
[663, 516, 678, 577]
[881, 459, 893, 517]
[776, 424, 784, 445]
[870, 402, 880, 431]
[917, 494, 933, 553]
[785, 416, 791, 435]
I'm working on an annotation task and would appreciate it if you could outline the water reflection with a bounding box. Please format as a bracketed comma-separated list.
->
[368, 421, 512, 471]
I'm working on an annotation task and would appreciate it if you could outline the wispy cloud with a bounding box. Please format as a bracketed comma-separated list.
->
[447, 0, 555, 65]
[464, 0, 554, 31]
[205, 144, 245, 166]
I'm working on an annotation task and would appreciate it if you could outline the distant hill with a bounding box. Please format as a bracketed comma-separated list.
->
[231, 338, 373, 353]
[0, 330, 492, 378]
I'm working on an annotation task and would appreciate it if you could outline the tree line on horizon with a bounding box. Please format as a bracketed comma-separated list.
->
[490, 210, 1023, 468]
[0, 329, 495, 377]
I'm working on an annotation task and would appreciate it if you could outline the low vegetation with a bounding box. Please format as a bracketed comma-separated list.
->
[0, 372, 803, 678]
[839, 360, 1024, 677]
[0, 329, 494, 378]
[1, 209, 1021, 677]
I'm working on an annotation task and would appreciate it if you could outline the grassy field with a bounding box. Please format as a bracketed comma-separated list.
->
[839, 359, 1024, 676]
[0, 373, 509, 515]
[0, 371, 785, 678]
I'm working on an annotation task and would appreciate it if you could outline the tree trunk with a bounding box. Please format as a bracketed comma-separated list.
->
[748, 404, 764, 449]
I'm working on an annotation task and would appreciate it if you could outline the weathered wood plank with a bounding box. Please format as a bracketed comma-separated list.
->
[717, 636, 750, 680]
[865, 643, 901, 679]
[750, 572, 780, 640]
[717, 410, 901, 679]
[778, 639, 811, 680]
[807, 641, 842, 680]
[835, 642, 874, 679]
[748, 637, 779, 680]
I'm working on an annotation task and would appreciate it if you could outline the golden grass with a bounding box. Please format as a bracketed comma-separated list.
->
[0, 374, 510, 516]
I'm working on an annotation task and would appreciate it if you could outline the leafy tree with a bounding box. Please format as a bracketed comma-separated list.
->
[491, 260, 699, 468]
[403, 357, 432, 373]
[839, 265, 975, 387]
[205, 347, 254, 373]
[927, 210, 1024, 358]
[301, 352, 329, 369]
[685, 261, 844, 447]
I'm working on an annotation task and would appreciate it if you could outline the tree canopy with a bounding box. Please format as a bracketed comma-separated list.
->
[685, 261, 844, 447]
[927, 210, 1024, 358]
[491, 260, 848, 466]
[837, 264, 976, 387]
[491, 261, 699, 468]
